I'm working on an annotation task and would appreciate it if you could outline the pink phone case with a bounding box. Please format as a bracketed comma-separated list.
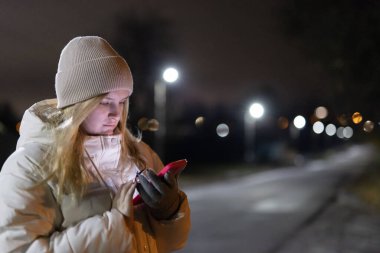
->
[133, 159, 188, 205]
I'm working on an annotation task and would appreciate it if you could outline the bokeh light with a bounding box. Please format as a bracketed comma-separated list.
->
[138, 117, 149, 131]
[315, 106, 328, 119]
[312, 121, 324, 134]
[278, 117, 289, 129]
[195, 116, 205, 127]
[363, 120, 374, 133]
[216, 123, 229, 137]
[249, 103, 264, 119]
[325, 124, 336, 136]
[293, 115, 306, 129]
[352, 112, 363, 124]
[162, 67, 179, 83]
[337, 114, 348, 126]
[16, 122, 21, 133]
[336, 127, 344, 139]
[147, 119, 159, 131]
[343, 126, 353, 139]
[137, 117, 159, 131]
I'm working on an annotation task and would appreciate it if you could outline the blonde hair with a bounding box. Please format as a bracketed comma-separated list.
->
[45, 95, 146, 201]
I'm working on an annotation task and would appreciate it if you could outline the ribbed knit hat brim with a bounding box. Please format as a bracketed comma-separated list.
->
[55, 36, 133, 108]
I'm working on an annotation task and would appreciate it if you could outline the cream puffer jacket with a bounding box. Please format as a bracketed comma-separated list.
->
[0, 99, 191, 253]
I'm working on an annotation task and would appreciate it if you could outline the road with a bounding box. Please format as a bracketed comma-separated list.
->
[177, 144, 375, 253]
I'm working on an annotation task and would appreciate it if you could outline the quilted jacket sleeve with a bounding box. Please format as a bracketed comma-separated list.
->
[0, 145, 137, 253]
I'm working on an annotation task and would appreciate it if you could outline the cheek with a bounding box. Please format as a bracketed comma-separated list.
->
[82, 109, 106, 134]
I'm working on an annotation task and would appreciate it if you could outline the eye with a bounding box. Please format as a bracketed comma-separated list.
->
[119, 100, 127, 105]
[100, 101, 111, 105]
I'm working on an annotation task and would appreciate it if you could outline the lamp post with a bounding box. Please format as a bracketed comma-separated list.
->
[244, 102, 264, 162]
[154, 67, 179, 160]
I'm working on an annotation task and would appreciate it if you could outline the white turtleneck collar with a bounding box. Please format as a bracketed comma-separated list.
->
[83, 134, 139, 193]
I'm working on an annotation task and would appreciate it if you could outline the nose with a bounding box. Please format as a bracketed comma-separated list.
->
[109, 103, 122, 118]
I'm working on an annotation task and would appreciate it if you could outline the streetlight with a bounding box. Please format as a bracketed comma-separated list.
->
[290, 114, 306, 140]
[244, 102, 265, 162]
[154, 67, 179, 160]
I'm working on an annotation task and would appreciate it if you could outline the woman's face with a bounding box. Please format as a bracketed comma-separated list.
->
[81, 90, 130, 135]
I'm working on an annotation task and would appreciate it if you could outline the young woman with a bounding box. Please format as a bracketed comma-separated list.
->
[0, 36, 190, 253]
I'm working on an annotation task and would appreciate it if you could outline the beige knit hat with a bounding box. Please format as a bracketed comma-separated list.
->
[55, 36, 133, 108]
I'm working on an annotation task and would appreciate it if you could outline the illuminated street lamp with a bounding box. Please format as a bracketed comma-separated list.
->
[162, 68, 179, 83]
[249, 103, 264, 119]
[290, 115, 306, 140]
[245, 102, 265, 162]
[154, 67, 179, 159]
[293, 115, 306, 129]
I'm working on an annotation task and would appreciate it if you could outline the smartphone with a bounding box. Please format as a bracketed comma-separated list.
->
[133, 159, 188, 205]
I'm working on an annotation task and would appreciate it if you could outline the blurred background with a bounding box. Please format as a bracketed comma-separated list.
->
[1, 0, 380, 252]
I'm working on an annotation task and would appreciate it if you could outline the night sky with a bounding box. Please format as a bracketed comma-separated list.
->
[0, 0, 332, 118]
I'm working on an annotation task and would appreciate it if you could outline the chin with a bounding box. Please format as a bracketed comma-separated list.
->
[103, 128, 117, 135]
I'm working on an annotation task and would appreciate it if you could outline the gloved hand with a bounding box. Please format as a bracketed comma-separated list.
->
[136, 169, 180, 220]
[112, 180, 136, 219]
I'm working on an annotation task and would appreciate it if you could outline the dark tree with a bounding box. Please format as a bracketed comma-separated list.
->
[280, 0, 380, 119]
[112, 12, 177, 126]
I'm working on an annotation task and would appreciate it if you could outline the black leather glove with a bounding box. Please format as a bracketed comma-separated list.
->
[136, 169, 180, 220]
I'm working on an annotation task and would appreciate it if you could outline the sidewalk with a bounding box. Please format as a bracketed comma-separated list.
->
[182, 144, 380, 252]
[278, 189, 380, 253]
